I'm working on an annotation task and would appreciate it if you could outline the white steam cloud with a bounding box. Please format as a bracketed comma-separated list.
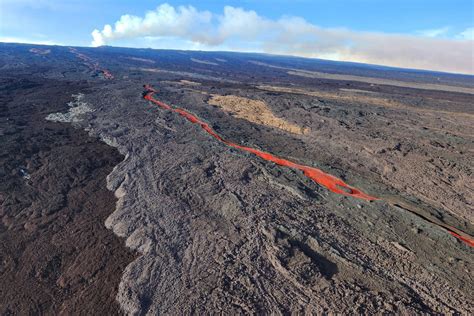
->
[91, 3, 474, 74]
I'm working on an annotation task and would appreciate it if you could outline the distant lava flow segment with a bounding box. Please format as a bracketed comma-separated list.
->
[69, 48, 113, 79]
[143, 84, 474, 248]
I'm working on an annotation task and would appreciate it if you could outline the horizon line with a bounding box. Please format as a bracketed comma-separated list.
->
[2, 41, 474, 77]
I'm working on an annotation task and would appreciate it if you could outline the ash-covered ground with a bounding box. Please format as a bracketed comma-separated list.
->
[1, 43, 473, 314]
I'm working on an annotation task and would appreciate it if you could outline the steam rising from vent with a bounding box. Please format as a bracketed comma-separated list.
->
[91, 3, 474, 74]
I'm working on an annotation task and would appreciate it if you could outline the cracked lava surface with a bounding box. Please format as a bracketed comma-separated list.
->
[143, 84, 474, 248]
[3, 43, 473, 315]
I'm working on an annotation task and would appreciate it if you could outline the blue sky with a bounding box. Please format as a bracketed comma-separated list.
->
[1, 0, 473, 73]
[1, 0, 473, 45]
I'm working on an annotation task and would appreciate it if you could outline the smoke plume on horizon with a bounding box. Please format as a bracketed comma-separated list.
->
[91, 3, 474, 74]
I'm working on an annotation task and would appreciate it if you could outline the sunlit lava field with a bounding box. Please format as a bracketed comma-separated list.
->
[1, 42, 473, 314]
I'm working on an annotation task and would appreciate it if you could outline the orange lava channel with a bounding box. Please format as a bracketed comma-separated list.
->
[143, 84, 474, 248]
[69, 48, 114, 79]
[144, 84, 376, 201]
[449, 232, 474, 247]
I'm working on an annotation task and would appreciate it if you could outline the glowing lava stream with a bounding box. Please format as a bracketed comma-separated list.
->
[143, 84, 474, 247]
[144, 85, 375, 200]
[69, 48, 114, 79]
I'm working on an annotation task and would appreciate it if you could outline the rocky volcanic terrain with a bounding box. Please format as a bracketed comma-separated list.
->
[0, 43, 473, 314]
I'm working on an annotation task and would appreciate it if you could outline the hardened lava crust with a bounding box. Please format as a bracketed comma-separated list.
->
[0, 43, 473, 314]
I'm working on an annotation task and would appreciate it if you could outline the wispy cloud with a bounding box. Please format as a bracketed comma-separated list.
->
[0, 36, 61, 45]
[91, 3, 474, 74]
[457, 27, 474, 40]
[416, 27, 450, 38]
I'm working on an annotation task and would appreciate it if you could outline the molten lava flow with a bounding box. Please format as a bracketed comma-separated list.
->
[143, 84, 376, 201]
[143, 84, 474, 248]
[69, 47, 114, 79]
[101, 69, 114, 80]
[449, 231, 474, 247]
